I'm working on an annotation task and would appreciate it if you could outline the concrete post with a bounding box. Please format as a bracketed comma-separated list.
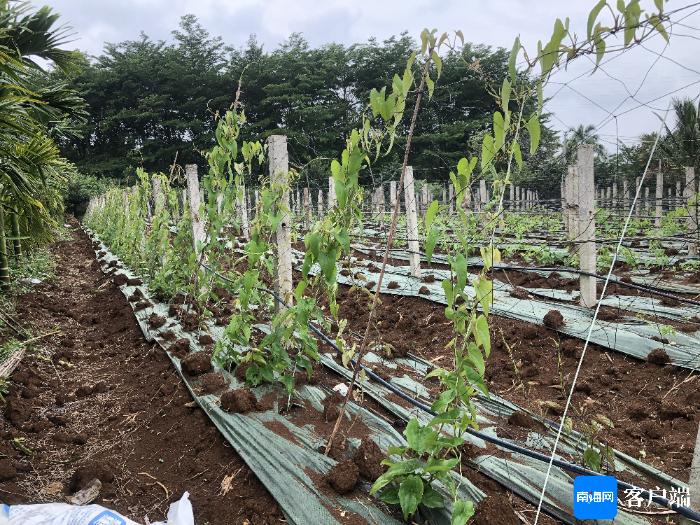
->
[237, 183, 249, 240]
[576, 146, 597, 308]
[403, 166, 421, 278]
[686, 167, 698, 257]
[267, 135, 293, 309]
[655, 162, 663, 228]
[303, 187, 311, 230]
[421, 183, 429, 216]
[185, 164, 206, 255]
[328, 177, 336, 209]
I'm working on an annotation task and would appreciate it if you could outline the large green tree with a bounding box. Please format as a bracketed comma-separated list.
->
[62, 17, 561, 191]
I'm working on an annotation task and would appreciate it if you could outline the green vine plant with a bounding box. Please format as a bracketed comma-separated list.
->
[83, 3, 671, 522]
[366, 2, 671, 522]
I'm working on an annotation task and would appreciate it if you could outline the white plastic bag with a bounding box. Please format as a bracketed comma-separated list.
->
[0, 492, 194, 525]
[156, 492, 193, 525]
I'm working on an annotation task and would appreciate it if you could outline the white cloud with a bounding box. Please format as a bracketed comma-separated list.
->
[45, 0, 700, 144]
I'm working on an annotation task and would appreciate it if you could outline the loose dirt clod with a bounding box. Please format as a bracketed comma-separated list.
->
[134, 300, 152, 311]
[422, 274, 436, 283]
[597, 307, 621, 322]
[574, 381, 592, 395]
[418, 285, 431, 295]
[642, 421, 663, 439]
[220, 388, 257, 413]
[198, 373, 228, 395]
[543, 309, 565, 329]
[387, 281, 400, 289]
[127, 288, 143, 302]
[560, 339, 580, 357]
[0, 460, 17, 481]
[508, 411, 540, 430]
[647, 348, 671, 366]
[510, 287, 529, 299]
[322, 392, 344, 422]
[69, 464, 114, 494]
[112, 273, 128, 286]
[172, 338, 190, 355]
[181, 352, 213, 376]
[126, 277, 142, 286]
[628, 402, 650, 421]
[353, 438, 385, 481]
[198, 334, 214, 345]
[325, 459, 359, 495]
[522, 325, 539, 340]
[147, 313, 166, 329]
[660, 295, 681, 307]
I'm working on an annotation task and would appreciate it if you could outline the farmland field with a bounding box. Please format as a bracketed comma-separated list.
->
[1, 1, 699, 524]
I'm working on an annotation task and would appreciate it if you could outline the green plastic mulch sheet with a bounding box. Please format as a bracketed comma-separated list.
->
[360, 224, 700, 271]
[330, 246, 700, 370]
[84, 228, 483, 525]
[86, 227, 690, 524]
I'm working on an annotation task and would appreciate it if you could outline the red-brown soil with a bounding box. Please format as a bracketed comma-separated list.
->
[328, 283, 698, 488]
[0, 223, 282, 524]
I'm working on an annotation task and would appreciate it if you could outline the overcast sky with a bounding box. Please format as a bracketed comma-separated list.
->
[43, 0, 700, 149]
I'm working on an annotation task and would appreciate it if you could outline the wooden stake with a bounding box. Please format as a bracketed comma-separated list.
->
[151, 177, 165, 219]
[448, 183, 454, 213]
[268, 135, 293, 309]
[389, 181, 398, 211]
[403, 166, 421, 277]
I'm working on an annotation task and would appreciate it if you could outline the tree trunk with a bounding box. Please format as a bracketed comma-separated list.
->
[0, 206, 10, 287]
[10, 207, 21, 260]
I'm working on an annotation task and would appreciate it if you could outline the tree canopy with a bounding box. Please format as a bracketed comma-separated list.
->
[61, 16, 566, 192]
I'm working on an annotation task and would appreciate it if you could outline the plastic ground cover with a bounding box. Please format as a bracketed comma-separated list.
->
[85, 228, 484, 525]
[354, 241, 700, 295]
[89, 228, 689, 524]
[282, 249, 688, 523]
[334, 247, 700, 370]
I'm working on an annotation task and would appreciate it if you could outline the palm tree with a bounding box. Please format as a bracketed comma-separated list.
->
[0, 1, 86, 285]
[565, 124, 606, 162]
[662, 97, 699, 171]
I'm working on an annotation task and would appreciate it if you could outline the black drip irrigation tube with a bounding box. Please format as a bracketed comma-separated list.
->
[199, 263, 700, 522]
[358, 245, 700, 308]
[489, 264, 700, 308]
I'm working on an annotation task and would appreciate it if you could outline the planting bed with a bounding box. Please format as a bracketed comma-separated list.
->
[78, 170, 699, 524]
[0, 221, 282, 524]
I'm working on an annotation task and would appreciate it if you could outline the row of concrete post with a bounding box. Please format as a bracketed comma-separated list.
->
[131, 138, 700, 309]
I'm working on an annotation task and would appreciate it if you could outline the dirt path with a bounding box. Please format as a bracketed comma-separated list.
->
[0, 224, 282, 524]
